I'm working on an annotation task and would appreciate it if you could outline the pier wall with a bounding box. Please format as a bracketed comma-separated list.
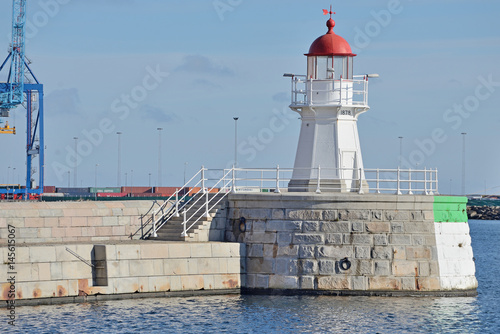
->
[225, 193, 477, 295]
[1, 242, 244, 305]
[0, 200, 156, 245]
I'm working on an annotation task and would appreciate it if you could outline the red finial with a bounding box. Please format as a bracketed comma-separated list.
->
[323, 5, 336, 19]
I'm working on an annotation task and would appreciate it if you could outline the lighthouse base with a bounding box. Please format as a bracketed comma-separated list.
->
[288, 179, 369, 193]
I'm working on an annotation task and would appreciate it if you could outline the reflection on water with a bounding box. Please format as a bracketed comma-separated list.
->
[1, 220, 498, 333]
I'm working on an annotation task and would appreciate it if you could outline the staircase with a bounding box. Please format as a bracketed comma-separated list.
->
[152, 193, 227, 241]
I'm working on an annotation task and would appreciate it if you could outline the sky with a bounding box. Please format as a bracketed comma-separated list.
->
[0, 0, 499, 195]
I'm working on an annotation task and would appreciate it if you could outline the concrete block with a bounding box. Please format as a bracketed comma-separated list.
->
[129, 259, 155, 277]
[401, 277, 416, 290]
[359, 260, 373, 275]
[293, 233, 325, 245]
[248, 244, 264, 257]
[24, 217, 44, 227]
[366, 222, 390, 233]
[269, 275, 299, 289]
[392, 260, 417, 276]
[369, 277, 402, 290]
[30, 246, 56, 263]
[247, 258, 274, 274]
[389, 234, 412, 245]
[299, 259, 318, 275]
[168, 244, 191, 258]
[277, 245, 299, 257]
[371, 246, 392, 260]
[348, 210, 370, 220]
[374, 261, 391, 276]
[298, 245, 315, 259]
[170, 275, 182, 291]
[320, 221, 350, 233]
[300, 276, 315, 289]
[15, 263, 33, 282]
[148, 276, 171, 292]
[325, 233, 342, 245]
[152, 259, 164, 275]
[107, 260, 129, 278]
[418, 262, 430, 276]
[211, 243, 230, 258]
[248, 232, 276, 244]
[263, 244, 278, 258]
[252, 221, 266, 232]
[165, 258, 190, 275]
[318, 260, 335, 275]
[352, 276, 367, 290]
[317, 246, 353, 259]
[141, 243, 169, 259]
[255, 274, 269, 288]
[272, 209, 286, 220]
[240, 208, 272, 220]
[411, 211, 424, 221]
[275, 258, 298, 275]
[416, 277, 440, 291]
[317, 276, 351, 290]
[393, 246, 406, 260]
[62, 261, 92, 280]
[187, 259, 198, 275]
[190, 243, 213, 258]
[202, 275, 215, 290]
[344, 234, 372, 245]
[219, 258, 228, 274]
[406, 247, 432, 260]
[405, 222, 435, 234]
[277, 232, 293, 245]
[391, 222, 404, 234]
[352, 221, 364, 232]
[323, 210, 338, 221]
[302, 221, 319, 232]
[116, 245, 141, 260]
[371, 210, 383, 221]
[373, 234, 388, 246]
[287, 209, 323, 221]
[181, 275, 204, 291]
[227, 258, 242, 274]
[355, 246, 370, 259]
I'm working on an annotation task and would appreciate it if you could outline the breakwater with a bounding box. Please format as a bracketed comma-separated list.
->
[468, 205, 500, 220]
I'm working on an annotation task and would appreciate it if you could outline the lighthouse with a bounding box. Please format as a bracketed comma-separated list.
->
[286, 13, 375, 193]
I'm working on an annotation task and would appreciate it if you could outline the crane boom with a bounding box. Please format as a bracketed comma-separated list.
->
[0, 0, 26, 112]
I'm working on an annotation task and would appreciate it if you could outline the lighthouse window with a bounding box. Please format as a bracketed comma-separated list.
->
[333, 57, 344, 80]
[316, 56, 330, 80]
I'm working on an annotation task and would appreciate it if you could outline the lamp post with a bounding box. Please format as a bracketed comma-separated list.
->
[116, 132, 122, 187]
[73, 137, 78, 187]
[184, 162, 188, 185]
[125, 172, 128, 187]
[148, 173, 152, 188]
[67, 170, 70, 187]
[233, 117, 239, 167]
[461, 132, 466, 195]
[95, 164, 99, 188]
[131, 169, 134, 187]
[157, 128, 163, 187]
[398, 136, 403, 168]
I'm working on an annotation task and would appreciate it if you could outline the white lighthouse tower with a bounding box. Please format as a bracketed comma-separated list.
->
[286, 13, 375, 192]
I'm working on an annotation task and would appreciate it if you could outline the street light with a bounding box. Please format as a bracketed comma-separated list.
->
[461, 132, 467, 195]
[233, 117, 239, 167]
[73, 137, 78, 187]
[67, 170, 70, 187]
[184, 162, 188, 185]
[157, 128, 163, 187]
[131, 169, 134, 187]
[125, 172, 128, 187]
[116, 132, 122, 187]
[95, 164, 99, 189]
[398, 136, 403, 167]
[148, 173, 152, 188]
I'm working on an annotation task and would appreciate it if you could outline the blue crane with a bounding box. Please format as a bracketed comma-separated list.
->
[0, 0, 45, 198]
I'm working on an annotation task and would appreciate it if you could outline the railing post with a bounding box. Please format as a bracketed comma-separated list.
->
[396, 167, 402, 195]
[181, 209, 187, 237]
[316, 165, 321, 194]
[408, 169, 413, 195]
[274, 165, 281, 193]
[231, 165, 236, 193]
[358, 168, 364, 194]
[434, 168, 438, 195]
[140, 216, 144, 239]
[205, 188, 210, 218]
[376, 168, 380, 194]
[201, 166, 206, 194]
[152, 212, 157, 238]
[175, 189, 180, 217]
[424, 167, 429, 195]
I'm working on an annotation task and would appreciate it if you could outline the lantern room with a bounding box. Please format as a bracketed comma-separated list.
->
[305, 18, 356, 80]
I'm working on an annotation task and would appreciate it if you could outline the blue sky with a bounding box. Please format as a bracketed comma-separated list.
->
[0, 0, 499, 194]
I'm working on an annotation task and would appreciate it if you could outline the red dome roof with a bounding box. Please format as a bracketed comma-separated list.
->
[305, 19, 356, 57]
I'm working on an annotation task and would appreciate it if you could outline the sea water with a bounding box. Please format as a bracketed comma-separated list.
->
[1, 220, 499, 333]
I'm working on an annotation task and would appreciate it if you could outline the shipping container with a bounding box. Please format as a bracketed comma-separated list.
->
[43, 186, 56, 193]
[90, 187, 121, 193]
[96, 192, 128, 198]
[56, 187, 90, 194]
[121, 186, 153, 194]
[153, 187, 179, 195]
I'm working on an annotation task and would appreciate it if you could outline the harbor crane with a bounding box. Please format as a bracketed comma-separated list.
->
[0, 0, 45, 198]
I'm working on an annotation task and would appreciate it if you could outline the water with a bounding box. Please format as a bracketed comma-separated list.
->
[2, 220, 499, 333]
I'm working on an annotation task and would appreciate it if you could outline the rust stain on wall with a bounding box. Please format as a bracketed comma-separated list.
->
[33, 288, 41, 298]
[57, 285, 67, 297]
[1, 283, 13, 300]
[222, 279, 238, 289]
[78, 279, 90, 296]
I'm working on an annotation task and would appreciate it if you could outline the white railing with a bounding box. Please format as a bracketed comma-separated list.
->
[289, 75, 368, 107]
[141, 166, 438, 239]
